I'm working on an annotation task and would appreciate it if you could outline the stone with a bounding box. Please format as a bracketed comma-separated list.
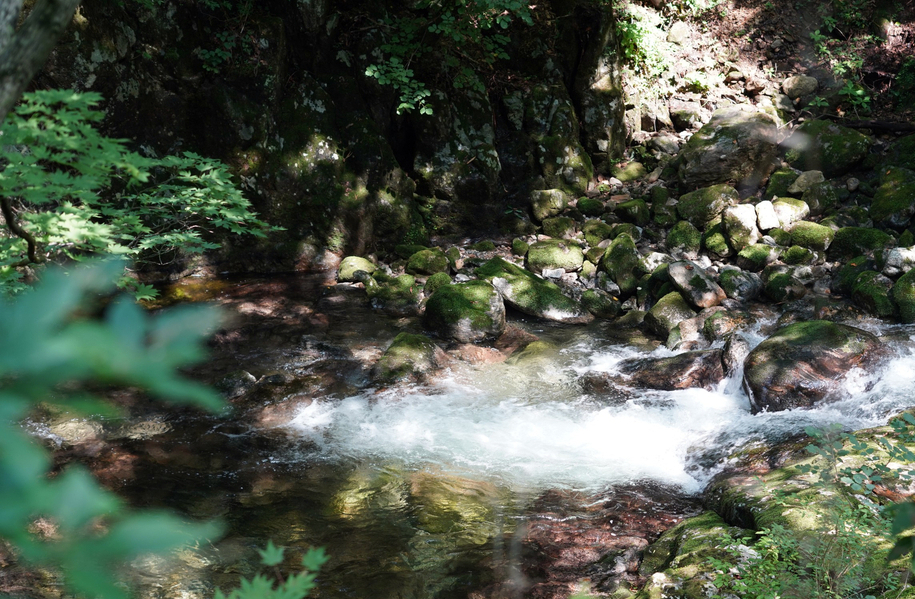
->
[722, 204, 761, 251]
[475, 257, 593, 324]
[365, 272, 423, 316]
[743, 321, 886, 412]
[772, 197, 810, 228]
[782, 75, 819, 98]
[423, 280, 506, 343]
[371, 332, 446, 384]
[755, 200, 780, 231]
[800, 181, 838, 217]
[530, 189, 570, 222]
[406, 248, 450, 275]
[649, 132, 680, 155]
[881, 246, 915, 277]
[677, 184, 738, 228]
[788, 221, 835, 251]
[582, 219, 614, 247]
[667, 221, 703, 257]
[581, 288, 623, 319]
[527, 239, 584, 273]
[783, 119, 872, 178]
[834, 256, 872, 295]
[678, 104, 779, 191]
[615, 199, 651, 226]
[762, 264, 807, 302]
[851, 271, 895, 318]
[828, 227, 895, 260]
[764, 168, 801, 200]
[719, 267, 763, 301]
[669, 99, 704, 131]
[599, 234, 642, 297]
[786, 170, 825, 195]
[511, 238, 530, 256]
[338, 256, 377, 282]
[667, 20, 691, 44]
[577, 197, 605, 217]
[423, 271, 452, 297]
[881, 133, 915, 171]
[869, 167, 915, 230]
[722, 333, 752, 376]
[645, 291, 698, 339]
[702, 220, 733, 259]
[612, 162, 648, 182]
[892, 269, 915, 323]
[542, 216, 577, 239]
[736, 244, 777, 272]
[668, 261, 727, 309]
[618, 349, 725, 391]
[783, 245, 817, 265]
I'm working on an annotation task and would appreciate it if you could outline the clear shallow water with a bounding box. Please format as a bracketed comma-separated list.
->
[282, 327, 915, 496]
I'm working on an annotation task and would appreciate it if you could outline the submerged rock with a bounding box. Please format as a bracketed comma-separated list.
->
[423, 280, 506, 343]
[475, 257, 593, 324]
[742, 320, 886, 413]
[618, 349, 725, 391]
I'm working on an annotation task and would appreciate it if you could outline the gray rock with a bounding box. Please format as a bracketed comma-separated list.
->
[667, 21, 692, 44]
[669, 100, 705, 131]
[645, 291, 698, 338]
[755, 200, 780, 231]
[668, 261, 727, 309]
[786, 170, 825, 195]
[722, 333, 751, 377]
[772, 198, 810, 228]
[723, 204, 762, 251]
[718, 267, 763, 301]
[530, 189, 570, 222]
[881, 246, 915, 277]
[618, 349, 725, 390]
[782, 75, 819, 98]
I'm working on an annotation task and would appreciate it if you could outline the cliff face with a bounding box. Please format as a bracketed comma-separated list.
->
[35, 0, 626, 272]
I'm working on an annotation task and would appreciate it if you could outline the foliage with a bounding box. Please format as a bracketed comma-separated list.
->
[362, 0, 534, 114]
[214, 542, 329, 599]
[613, 2, 672, 78]
[0, 89, 275, 298]
[710, 418, 915, 599]
[0, 260, 223, 599]
[893, 57, 915, 108]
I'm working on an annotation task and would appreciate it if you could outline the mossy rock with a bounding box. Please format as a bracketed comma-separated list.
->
[410, 471, 510, 543]
[511, 238, 530, 256]
[783, 245, 817, 265]
[736, 243, 777, 272]
[667, 220, 702, 255]
[338, 256, 377, 282]
[365, 272, 422, 315]
[585, 246, 606, 264]
[789, 221, 835, 251]
[761, 264, 806, 302]
[583, 219, 614, 247]
[615, 199, 651, 226]
[881, 132, 915, 171]
[644, 291, 697, 339]
[772, 197, 811, 228]
[891, 268, 915, 323]
[395, 243, 429, 259]
[718, 267, 763, 301]
[581, 288, 623, 319]
[900, 229, 915, 248]
[577, 197, 605, 217]
[371, 332, 443, 383]
[599, 234, 642, 297]
[701, 221, 732, 259]
[764, 167, 800, 200]
[828, 227, 895, 260]
[851, 270, 896, 318]
[800, 181, 838, 217]
[470, 240, 497, 251]
[530, 189, 569, 222]
[423, 280, 506, 343]
[834, 255, 872, 295]
[612, 161, 648, 182]
[869, 167, 915, 230]
[611, 222, 643, 242]
[650, 187, 678, 227]
[676, 184, 737, 228]
[424, 271, 452, 297]
[475, 257, 593, 324]
[541, 216, 577, 239]
[769, 227, 792, 246]
[445, 246, 462, 267]
[784, 119, 872, 178]
[527, 239, 584, 273]
[406, 248, 450, 276]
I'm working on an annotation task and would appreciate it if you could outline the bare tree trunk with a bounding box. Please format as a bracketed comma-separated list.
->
[0, 0, 81, 124]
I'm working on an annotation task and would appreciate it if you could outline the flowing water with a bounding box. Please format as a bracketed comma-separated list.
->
[48, 277, 915, 599]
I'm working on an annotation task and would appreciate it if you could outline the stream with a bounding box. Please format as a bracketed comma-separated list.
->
[43, 274, 915, 599]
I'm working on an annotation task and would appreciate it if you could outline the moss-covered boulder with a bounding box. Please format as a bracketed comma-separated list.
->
[338, 256, 377, 282]
[736, 243, 778, 272]
[789, 221, 835, 251]
[783, 245, 817, 265]
[764, 167, 801, 200]
[365, 272, 423, 316]
[828, 227, 895, 260]
[678, 104, 779, 191]
[612, 161, 648, 182]
[676, 184, 738, 228]
[772, 197, 810, 228]
[371, 332, 445, 383]
[582, 219, 614, 247]
[722, 204, 761, 251]
[541, 216, 577, 239]
[581, 289, 623, 319]
[615, 199, 651, 226]
[719, 267, 763, 301]
[423, 271, 452, 297]
[892, 268, 915, 323]
[577, 197, 605, 217]
[668, 261, 727, 309]
[645, 291, 698, 339]
[410, 471, 509, 544]
[869, 167, 915, 230]
[783, 119, 872, 178]
[743, 320, 885, 412]
[511, 237, 530, 256]
[702, 220, 733, 258]
[599, 234, 642, 297]
[475, 257, 593, 324]
[526, 239, 584, 273]
[667, 220, 703, 256]
[800, 180, 839, 217]
[423, 280, 506, 343]
[851, 271, 896, 318]
[881, 133, 915, 171]
[834, 256, 872, 295]
[530, 189, 570, 222]
[406, 248, 450, 276]
[761, 264, 807, 302]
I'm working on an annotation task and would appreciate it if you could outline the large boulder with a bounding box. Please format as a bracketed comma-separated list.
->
[722, 204, 761, 251]
[618, 349, 725, 391]
[423, 280, 506, 343]
[678, 105, 779, 191]
[645, 291, 698, 339]
[474, 257, 593, 324]
[783, 119, 872, 178]
[742, 321, 886, 413]
[371, 332, 447, 384]
[677, 184, 738, 228]
[599, 234, 642, 297]
[338, 256, 377, 282]
[526, 239, 584, 274]
[869, 167, 915, 230]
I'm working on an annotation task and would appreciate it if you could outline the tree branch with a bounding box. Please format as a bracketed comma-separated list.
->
[1, 196, 46, 266]
[0, 0, 81, 124]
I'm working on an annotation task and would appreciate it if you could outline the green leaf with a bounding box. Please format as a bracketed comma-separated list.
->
[301, 546, 329, 571]
[258, 540, 286, 566]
